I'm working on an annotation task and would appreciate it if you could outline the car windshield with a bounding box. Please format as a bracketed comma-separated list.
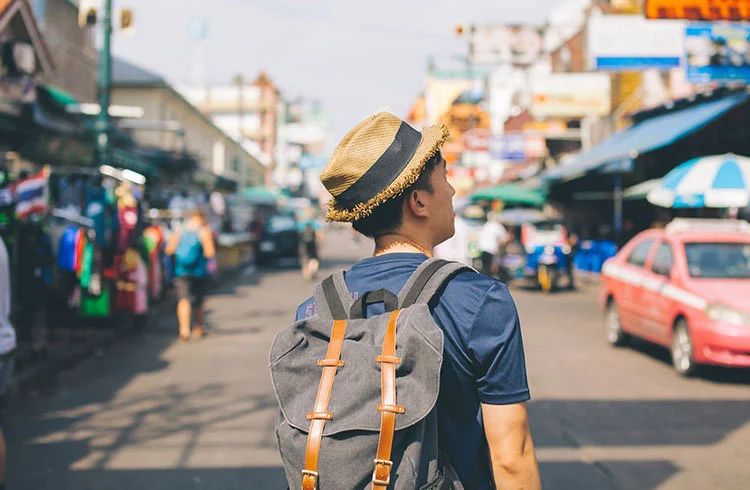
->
[684, 242, 750, 279]
[268, 215, 296, 233]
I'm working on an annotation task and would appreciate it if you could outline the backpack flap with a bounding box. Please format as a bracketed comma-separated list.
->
[270, 305, 444, 436]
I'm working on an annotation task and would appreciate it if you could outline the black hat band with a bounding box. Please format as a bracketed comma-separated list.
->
[336, 121, 421, 210]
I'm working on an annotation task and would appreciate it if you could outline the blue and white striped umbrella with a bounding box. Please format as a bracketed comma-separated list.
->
[647, 154, 750, 208]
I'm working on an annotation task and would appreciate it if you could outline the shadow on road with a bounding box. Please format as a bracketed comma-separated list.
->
[530, 398, 750, 447]
[529, 398, 750, 489]
[622, 339, 750, 384]
[539, 460, 678, 490]
[16, 467, 286, 490]
[8, 268, 286, 490]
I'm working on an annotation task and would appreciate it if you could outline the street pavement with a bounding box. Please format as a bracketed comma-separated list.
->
[7, 228, 750, 489]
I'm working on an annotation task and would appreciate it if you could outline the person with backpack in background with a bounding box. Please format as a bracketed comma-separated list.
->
[166, 209, 215, 341]
[271, 112, 540, 489]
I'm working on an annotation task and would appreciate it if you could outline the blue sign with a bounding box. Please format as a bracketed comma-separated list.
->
[595, 57, 681, 70]
[490, 135, 525, 162]
[686, 23, 750, 84]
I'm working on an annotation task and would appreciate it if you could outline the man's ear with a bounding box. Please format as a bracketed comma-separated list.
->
[406, 189, 430, 218]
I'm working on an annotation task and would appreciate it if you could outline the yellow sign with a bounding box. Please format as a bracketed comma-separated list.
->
[646, 0, 750, 20]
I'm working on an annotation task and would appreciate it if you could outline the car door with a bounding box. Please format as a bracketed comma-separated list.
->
[618, 238, 656, 335]
[640, 240, 676, 344]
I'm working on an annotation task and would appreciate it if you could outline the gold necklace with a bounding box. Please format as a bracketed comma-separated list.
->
[374, 241, 432, 258]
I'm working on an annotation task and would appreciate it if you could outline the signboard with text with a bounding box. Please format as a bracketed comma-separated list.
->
[469, 25, 543, 66]
[530, 73, 612, 118]
[646, 0, 750, 20]
[588, 15, 685, 70]
[685, 23, 750, 83]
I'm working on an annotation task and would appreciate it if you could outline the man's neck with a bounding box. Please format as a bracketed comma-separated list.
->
[373, 232, 433, 258]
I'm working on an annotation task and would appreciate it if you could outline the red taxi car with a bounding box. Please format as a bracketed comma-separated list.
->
[600, 219, 750, 375]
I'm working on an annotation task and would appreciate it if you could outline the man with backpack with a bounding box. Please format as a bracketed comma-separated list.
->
[166, 209, 215, 340]
[271, 112, 540, 489]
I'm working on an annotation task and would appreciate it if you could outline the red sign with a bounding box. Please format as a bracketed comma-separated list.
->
[646, 0, 750, 20]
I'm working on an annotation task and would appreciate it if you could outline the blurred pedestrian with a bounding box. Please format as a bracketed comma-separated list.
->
[0, 235, 16, 490]
[166, 209, 215, 340]
[282, 112, 540, 489]
[478, 211, 508, 277]
[298, 220, 320, 282]
[566, 231, 580, 289]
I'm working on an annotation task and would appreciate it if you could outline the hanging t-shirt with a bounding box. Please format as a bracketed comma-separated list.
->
[117, 205, 138, 252]
[57, 225, 78, 272]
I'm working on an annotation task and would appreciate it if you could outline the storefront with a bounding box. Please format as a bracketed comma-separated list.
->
[541, 88, 750, 243]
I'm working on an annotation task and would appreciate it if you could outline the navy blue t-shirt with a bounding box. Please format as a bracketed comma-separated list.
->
[296, 253, 530, 489]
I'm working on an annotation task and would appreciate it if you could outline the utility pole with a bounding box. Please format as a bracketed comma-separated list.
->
[232, 73, 245, 187]
[96, 0, 113, 166]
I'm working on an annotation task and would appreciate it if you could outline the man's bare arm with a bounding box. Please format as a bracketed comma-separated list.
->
[482, 402, 541, 489]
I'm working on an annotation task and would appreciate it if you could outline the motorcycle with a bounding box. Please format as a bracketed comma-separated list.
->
[521, 222, 572, 293]
[525, 244, 571, 292]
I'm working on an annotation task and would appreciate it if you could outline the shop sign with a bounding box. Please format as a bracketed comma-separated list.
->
[468, 25, 543, 66]
[462, 128, 491, 152]
[685, 22, 750, 83]
[646, 0, 750, 20]
[530, 73, 611, 118]
[588, 15, 684, 70]
[490, 134, 546, 162]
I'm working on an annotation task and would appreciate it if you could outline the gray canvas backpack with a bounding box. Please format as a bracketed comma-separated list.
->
[270, 258, 471, 489]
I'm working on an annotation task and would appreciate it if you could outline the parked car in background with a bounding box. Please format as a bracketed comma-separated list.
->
[256, 213, 300, 266]
[600, 219, 750, 375]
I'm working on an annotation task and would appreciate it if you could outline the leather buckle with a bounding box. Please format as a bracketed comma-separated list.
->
[306, 411, 333, 420]
[375, 355, 400, 364]
[301, 469, 318, 490]
[316, 358, 344, 367]
[372, 459, 393, 486]
[377, 404, 406, 414]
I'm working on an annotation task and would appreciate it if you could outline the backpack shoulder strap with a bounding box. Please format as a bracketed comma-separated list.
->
[398, 258, 474, 308]
[312, 270, 354, 321]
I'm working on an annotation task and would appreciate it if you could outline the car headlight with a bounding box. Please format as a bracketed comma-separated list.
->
[706, 304, 750, 326]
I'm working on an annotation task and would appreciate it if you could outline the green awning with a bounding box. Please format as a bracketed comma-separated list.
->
[243, 186, 280, 204]
[470, 184, 546, 208]
[45, 85, 80, 107]
[110, 147, 153, 176]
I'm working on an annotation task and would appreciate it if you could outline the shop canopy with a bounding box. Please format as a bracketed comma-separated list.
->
[470, 184, 546, 208]
[542, 93, 749, 184]
[623, 179, 660, 200]
[243, 186, 281, 205]
[647, 153, 750, 208]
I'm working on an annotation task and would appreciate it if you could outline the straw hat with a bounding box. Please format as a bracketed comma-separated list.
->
[321, 112, 450, 222]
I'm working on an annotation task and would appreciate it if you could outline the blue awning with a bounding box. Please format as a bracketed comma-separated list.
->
[543, 93, 749, 183]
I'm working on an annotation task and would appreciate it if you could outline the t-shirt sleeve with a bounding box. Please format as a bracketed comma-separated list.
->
[468, 282, 531, 405]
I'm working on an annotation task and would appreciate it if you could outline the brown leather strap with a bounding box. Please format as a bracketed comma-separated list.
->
[372, 310, 404, 489]
[301, 319, 347, 490]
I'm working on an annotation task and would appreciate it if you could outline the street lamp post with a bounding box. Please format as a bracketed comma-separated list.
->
[96, 0, 113, 166]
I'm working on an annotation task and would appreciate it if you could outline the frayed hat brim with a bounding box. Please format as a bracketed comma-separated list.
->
[325, 124, 450, 222]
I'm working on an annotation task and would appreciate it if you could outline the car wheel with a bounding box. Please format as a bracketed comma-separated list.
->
[672, 320, 698, 377]
[605, 300, 628, 347]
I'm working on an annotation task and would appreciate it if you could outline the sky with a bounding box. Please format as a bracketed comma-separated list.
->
[113, 0, 561, 147]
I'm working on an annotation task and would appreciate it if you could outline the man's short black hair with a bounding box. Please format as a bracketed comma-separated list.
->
[352, 153, 442, 238]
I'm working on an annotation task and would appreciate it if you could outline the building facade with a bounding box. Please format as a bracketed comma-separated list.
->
[112, 58, 264, 187]
[180, 71, 282, 185]
[33, 0, 97, 101]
